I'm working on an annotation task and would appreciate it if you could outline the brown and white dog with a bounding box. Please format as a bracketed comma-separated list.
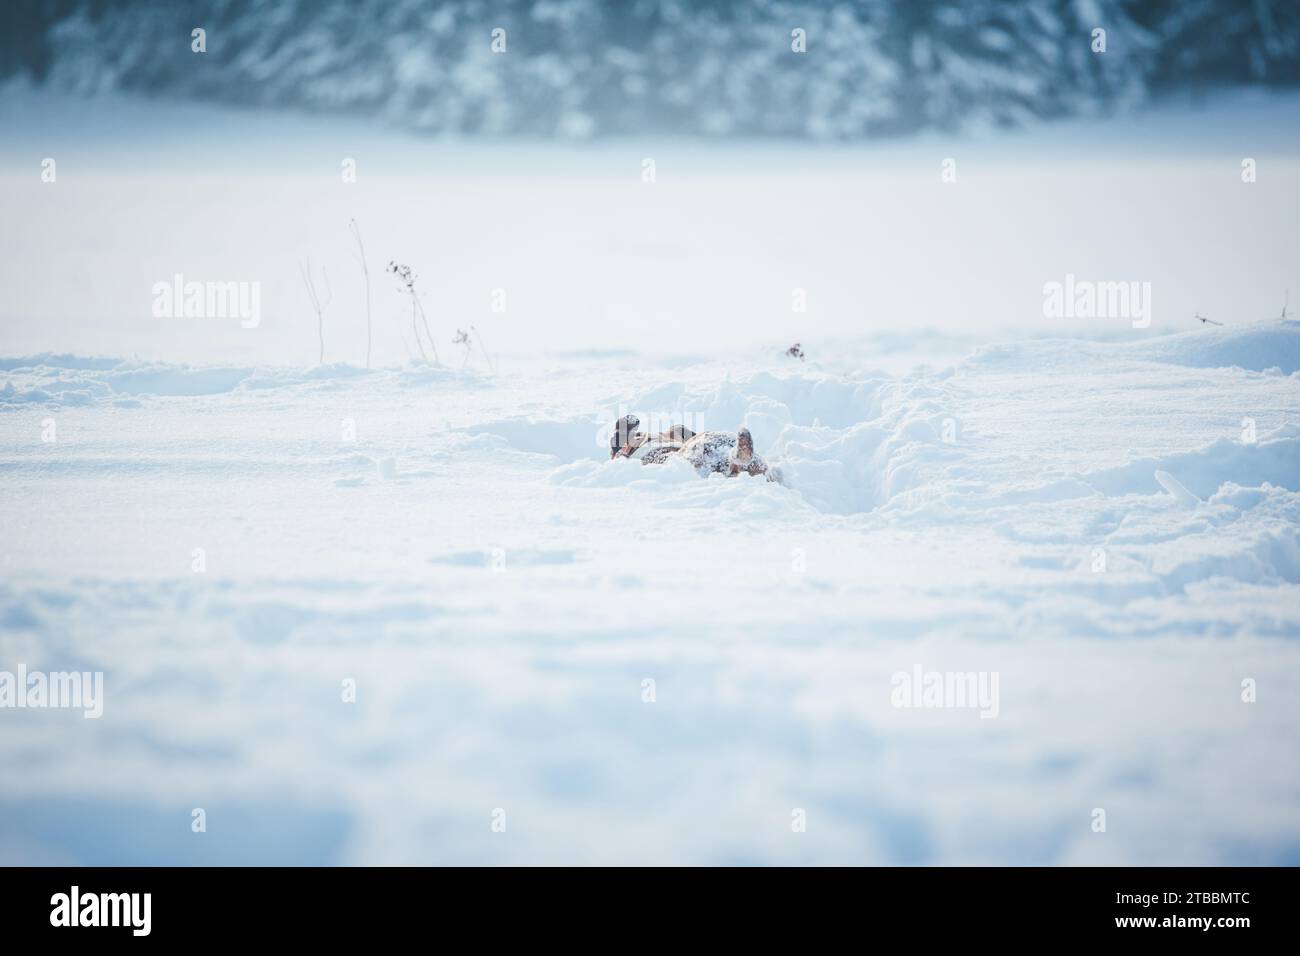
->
[609, 415, 779, 480]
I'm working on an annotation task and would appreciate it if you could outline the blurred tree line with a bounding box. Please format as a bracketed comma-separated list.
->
[4, 0, 1298, 138]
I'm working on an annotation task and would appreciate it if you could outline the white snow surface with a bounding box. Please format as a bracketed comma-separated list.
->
[2, 320, 1299, 864]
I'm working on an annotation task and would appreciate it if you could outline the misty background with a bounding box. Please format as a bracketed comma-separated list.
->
[1, 1, 1298, 367]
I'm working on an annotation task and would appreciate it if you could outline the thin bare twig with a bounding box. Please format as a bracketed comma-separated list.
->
[300, 258, 332, 365]
[471, 324, 496, 374]
[348, 219, 372, 369]
[387, 261, 439, 366]
[414, 293, 439, 365]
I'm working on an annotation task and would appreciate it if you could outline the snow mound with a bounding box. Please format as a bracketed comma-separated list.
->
[623, 371, 884, 433]
[1083, 425, 1300, 500]
[103, 365, 258, 397]
[0, 355, 124, 372]
[969, 320, 1300, 375]
[1155, 527, 1300, 592]
[1127, 320, 1300, 374]
[0, 356, 482, 403]
[465, 418, 603, 464]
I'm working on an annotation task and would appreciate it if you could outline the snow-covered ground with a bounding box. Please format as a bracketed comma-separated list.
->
[2, 87, 1299, 865]
[1, 318, 1298, 865]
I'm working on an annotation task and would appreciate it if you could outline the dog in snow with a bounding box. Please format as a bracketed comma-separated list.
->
[609, 415, 781, 481]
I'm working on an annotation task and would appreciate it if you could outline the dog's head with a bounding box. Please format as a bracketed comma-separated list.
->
[610, 414, 641, 458]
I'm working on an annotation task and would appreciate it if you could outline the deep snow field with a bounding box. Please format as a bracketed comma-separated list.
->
[2, 87, 1300, 865]
[1, 319, 1298, 865]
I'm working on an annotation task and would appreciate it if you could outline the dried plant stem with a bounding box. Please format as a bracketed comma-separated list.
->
[409, 296, 430, 364]
[348, 220, 372, 369]
[414, 296, 439, 365]
[471, 324, 496, 374]
[300, 259, 332, 365]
